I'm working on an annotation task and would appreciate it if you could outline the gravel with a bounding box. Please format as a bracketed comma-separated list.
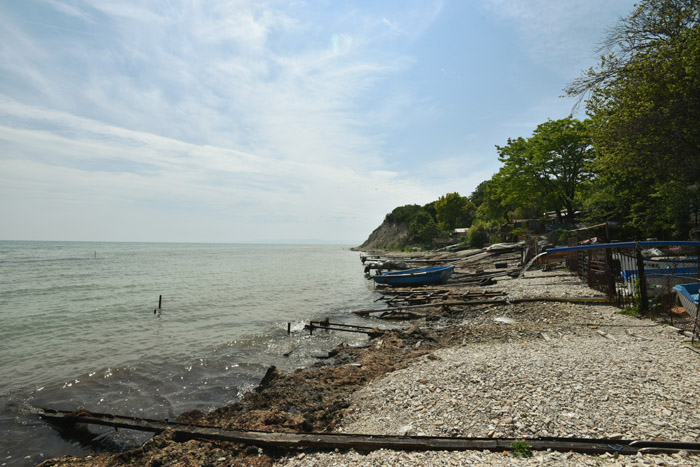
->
[276, 269, 700, 466]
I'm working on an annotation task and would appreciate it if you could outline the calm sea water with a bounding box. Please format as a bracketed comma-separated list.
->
[0, 241, 382, 466]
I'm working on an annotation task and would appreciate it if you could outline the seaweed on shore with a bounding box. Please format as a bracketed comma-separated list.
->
[39, 327, 442, 466]
[40, 294, 592, 466]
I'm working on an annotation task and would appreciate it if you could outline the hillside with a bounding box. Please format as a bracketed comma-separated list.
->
[356, 219, 410, 251]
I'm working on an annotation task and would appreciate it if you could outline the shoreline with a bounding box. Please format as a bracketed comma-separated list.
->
[41, 259, 700, 466]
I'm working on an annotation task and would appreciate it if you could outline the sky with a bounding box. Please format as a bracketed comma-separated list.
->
[0, 0, 638, 244]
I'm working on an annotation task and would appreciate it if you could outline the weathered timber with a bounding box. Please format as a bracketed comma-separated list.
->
[351, 296, 617, 316]
[379, 290, 508, 308]
[38, 409, 700, 455]
[380, 289, 507, 298]
[351, 300, 507, 316]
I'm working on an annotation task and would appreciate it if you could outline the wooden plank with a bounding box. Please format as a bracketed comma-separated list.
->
[351, 296, 617, 316]
[351, 300, 508, 316]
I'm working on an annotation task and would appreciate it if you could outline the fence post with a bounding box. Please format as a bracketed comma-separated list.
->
[635, 243, 649, 313]
[605, 248, 616, 300]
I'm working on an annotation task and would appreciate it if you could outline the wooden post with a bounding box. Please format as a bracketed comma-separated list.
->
[287, 323, 291, 335]
[635, 243, 648, 313]
[158, 295, 162, 310]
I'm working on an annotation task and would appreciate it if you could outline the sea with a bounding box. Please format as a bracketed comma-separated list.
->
[0, 241, 385, 466]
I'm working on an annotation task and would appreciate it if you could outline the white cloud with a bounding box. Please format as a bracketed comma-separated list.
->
[0, 97, 433, 242]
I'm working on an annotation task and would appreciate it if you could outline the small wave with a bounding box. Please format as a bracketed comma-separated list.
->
[0, 257, 102, 265]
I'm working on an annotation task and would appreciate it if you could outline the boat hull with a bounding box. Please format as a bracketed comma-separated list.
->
[622, 267, 699, 297]
[372, 265, 455, 287]
[673, 283, 700, 319]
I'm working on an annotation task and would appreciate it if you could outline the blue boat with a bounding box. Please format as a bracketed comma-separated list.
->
[621, 267, 698, 297]
[673, 283, 700, 319]
[372, 265, 455, 287]
[621, 267, 699, 282]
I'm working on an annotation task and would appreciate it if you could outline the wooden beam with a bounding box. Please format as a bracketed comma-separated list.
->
[350, 297, 617, 316]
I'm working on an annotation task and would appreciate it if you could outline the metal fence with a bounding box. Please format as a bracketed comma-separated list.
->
[564, 242, 700, 314]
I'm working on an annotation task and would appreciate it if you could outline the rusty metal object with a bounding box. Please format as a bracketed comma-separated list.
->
[305, 320, 377, 335]
[38, 409, 700, 456]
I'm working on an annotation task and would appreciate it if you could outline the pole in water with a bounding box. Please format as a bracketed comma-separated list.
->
[158, 295, 162, 309]
[287, 322, 291, 335]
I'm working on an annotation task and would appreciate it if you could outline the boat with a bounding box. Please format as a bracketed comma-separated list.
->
[372, 265, 455, 287]
[672, 283, 700, 319]
[622, 267, 699, 297]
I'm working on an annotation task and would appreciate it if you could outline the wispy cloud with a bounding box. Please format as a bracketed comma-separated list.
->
[479, 0, 629, 75]
[0, 95, 433, 242]
[0, 0, 448, 241]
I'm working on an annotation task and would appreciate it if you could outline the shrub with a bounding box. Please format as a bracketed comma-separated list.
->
[467, 222, 489, 248]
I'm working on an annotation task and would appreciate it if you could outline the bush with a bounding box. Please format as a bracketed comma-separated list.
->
[489, 233, 503, 244]
[467, 222, 489, 248]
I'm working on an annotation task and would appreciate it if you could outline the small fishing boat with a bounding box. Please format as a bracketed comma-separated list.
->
[673, 283, 700, 319]
[372, 265, 454, 287]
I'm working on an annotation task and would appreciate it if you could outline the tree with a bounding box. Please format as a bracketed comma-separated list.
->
[494, 117, 597, 223]
[409, 210, 441, 245]
[567, 0, 700, 238]
[385, 204, 422, 224]
[475, 173, 525, 225]
[434, 193, 475, 231]
[469, 180, 490, 208]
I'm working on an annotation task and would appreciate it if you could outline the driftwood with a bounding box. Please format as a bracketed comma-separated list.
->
[39, 409, 700, 455]
[351, 300, 507, 316]
[379, 290, 508, 307]
[351, 296, 617, 316]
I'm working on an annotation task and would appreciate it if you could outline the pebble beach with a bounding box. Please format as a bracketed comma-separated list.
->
[277, 269, 700, 466]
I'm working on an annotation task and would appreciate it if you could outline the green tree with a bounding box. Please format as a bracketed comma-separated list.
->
[434, 192, 476, 231]
[469, 180, 490, 208]
[385, 204, 422, 224]
[567, 0, 700, 238]
[474, 173, 520, 225]
[495, 117, 597, 223]
[409, 210, 441, 245]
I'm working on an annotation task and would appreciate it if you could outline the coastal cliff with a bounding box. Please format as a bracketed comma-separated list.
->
[357, 219, 410, 251]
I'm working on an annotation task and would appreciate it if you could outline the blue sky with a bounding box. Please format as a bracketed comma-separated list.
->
[0, 0, 637, 244]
